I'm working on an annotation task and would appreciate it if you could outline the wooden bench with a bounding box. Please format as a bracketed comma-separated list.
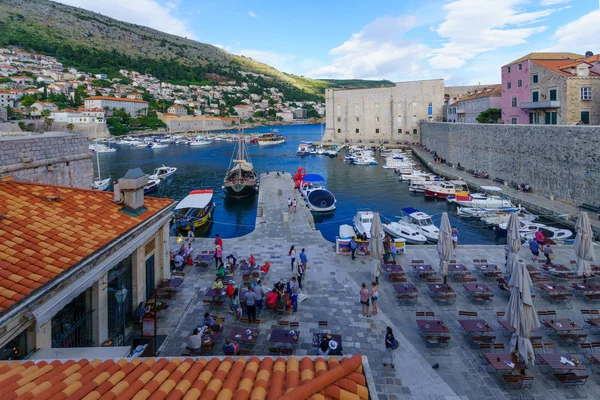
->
[585, 294, 600, 303]
[549, 293, 573, 308]
[493, 177, 506, 185]
[397, 293, 418, 304]
[555, 373, 588, 388]
[502, 375, 533, 390]
[456, 165, 465, 171]
[466, 168, 475, 174]
[473, 293, 494, 303]
[581, 203, 599, 213]
[436, 293, 457, 305]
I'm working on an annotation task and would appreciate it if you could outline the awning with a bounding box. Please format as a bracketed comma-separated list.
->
[175, 190, 214, 210]
[302, 174, 325, 182]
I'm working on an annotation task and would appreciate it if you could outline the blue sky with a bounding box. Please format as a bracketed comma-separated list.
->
[57, 0, 600, 84]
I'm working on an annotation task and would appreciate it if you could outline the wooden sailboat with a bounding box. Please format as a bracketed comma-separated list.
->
[223, 129, 258, 197]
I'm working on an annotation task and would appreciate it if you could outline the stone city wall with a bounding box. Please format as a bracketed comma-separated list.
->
[0, 132, 93, 188]
[420, 122, 600, 206]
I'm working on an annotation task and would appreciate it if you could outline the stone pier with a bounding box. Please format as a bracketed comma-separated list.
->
[158, 172, 600, 399]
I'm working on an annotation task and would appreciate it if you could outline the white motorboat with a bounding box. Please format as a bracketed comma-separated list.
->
[190, 139, 211, 146]
[297, 143, 310, 156]
[316, 147, 325, 155]
[352, 156, 378, 165]
[424, 180, 469, 199]
[520, 225, 573, 243]
[92, 177, 110, 191]
[457, 206, 522, 219]
[400, 207, 439, 242]
[150, 143, 168, 149]
[150, 165, 177, 180]
[257, 132, 285, 146]
[353, 210, 374, 239]
[481, 210, 537, 225]
[408, 181, 436, 193]
[383, 219, 427, 244]
[448, 192, 514, 209]
[144, 178, 160, 194]
[300, 174, 336, 212]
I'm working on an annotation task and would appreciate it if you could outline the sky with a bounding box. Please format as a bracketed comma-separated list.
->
[55, 0, 600, 85]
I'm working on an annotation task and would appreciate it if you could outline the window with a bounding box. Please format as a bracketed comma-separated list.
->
[581, 87, 592, 100]
[397, 103, 402, 109]
[532, 74, 538, 84]
[356, 117, 359, 122]
[549, 88, 557, 101]
[337, 117, 341, 122]
[375, 129, 379, 134]
[517, 79, 522, 88]
[412, 115, 417, 122]
[375, 117, 380, 122]
[580, 111, 590, 125]
[413, 128, 417, 135]
[375, 103, 379, 109]
[507, 82, 512, 89]
[511, 95, 517, 107]
[529, 112, 539, 124]
[428, 102, 432, 115]
[507, 66, 511, 73]
[532, 91, 539, 102]
[355, 104, 359, 110]
[397, 115, 402, 122]
[544, 111, 557, 125]
[398, 129, 401, 133]
[336, 105, 340, 110]
[355, 128, 360, 133]
[518, 63, 522, 71]
[337, 128, 341, 133]
[413, 102, 417, 107]
[511, 116, 518, 124]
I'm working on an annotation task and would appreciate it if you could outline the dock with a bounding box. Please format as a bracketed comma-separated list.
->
[158, 172, 600, 400]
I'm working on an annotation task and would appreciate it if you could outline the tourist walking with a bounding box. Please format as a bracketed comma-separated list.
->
[187, 222, 195, 241]
[544, 245, 554, 265]
[289, 245, 296, 271]
[350, 237, 357, 260]
[254, 279, 265, 316]
[529, 238, 540, 261]
[535, 230, 545, 252]
[390, 240, 397, 261]
[244, 285, 257, 322]
[290, 277, 299, 312]
[287, 197, 292, 212]
[299, 248, 308, 270]
[214, 245, 224, 269]
[371, 282, 379, 315]
[451, 226, 459, 255]
[383, 326, 397, 368]
[214, 234, 223, 250]
[296, 262, 304, 290]
[360, 282, 371, 317]
[292, 199, 297, 213]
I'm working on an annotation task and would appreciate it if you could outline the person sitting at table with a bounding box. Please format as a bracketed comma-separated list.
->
[226, 254, 237, 268]
[222, 338, 239, 355]
[226, 280, 236, 310]
[361, 232, 368, 241]
[188, 328, 202, 350]
[328, 340, 343, 356]
[259, 260, 271, 277]
[174, 253, 184, 271]
[266, 289, 278, 309]
[178, 244, 186, 257]
[169, 251, 175, 271]
[273, 280, 284, 295]
[202, 312, 222, 331]
[212, 277, 223, 290]
[217, 263, 226, 278]
[318, 334, 332, 356]
[248, 254, 256, 268]
[186, 243, 194, 258]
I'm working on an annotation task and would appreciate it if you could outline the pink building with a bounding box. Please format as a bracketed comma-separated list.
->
[501, 53, 583, 124]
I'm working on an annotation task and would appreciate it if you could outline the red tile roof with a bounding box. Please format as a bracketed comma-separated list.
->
[0, 179, 173, 313]
[0, 355, 368, 399]
[532, 59, 600, 77]
[84, 96, 148, 104]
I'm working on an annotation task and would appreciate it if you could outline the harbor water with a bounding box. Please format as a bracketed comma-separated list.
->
[96, 124, 507, 244]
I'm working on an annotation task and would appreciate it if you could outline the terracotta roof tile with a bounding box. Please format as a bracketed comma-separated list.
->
[0, 356, 369, 400]
[0, 180, 173, 313]
[532, 59, 600, 77]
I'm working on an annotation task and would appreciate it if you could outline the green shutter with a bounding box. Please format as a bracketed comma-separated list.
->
[581, 111, 590, 124]
[545, 112, 550, 125]
[549, 89, 557, 101]
[551, 112, 557, 125]
[532, 92, 539, 102]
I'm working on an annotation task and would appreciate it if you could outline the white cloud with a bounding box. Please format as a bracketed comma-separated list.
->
[306, 16, 432, 80]
[540, 0, 570, 5]
[55, 0, 195, 38]
[429, 0, 560, 70]
[248, 11, 257, 18]
[549, 9, 600, 52]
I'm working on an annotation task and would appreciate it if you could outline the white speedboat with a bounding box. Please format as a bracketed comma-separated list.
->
[408, 181, 436, 193]
[144, 178, 160, 194]
[300, 174, 336, 212]
[520, 225, 573, 243]
[353, 156, 378, 165]
[424, 180, 469, 199]
[190, 139, 211, 146]
[448, 193, 514, 208]
[400, 207, 439, 242]
[297, 143, 310, 156]
[150, 143, 168, 149]
[92, 177, 110, 191]
[150, 165, 177, 180]
[383, 219, 427, 244]
[316, 147, 325, 155]
[353, 210, 374, 239]
[457, 206, 522, 219]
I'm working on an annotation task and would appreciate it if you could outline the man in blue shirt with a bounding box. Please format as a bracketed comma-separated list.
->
[222, 338, 239, 355]
[290, 277, 299, 312]
[299, 248, 308, 270]
[202, 312, 221, 331]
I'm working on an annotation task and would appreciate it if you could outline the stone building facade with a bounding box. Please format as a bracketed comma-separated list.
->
[159, 114, 235, 133]
[0, 132, 93, 188]
[420, 122, 600, 206]
[323, 79, 445, 144]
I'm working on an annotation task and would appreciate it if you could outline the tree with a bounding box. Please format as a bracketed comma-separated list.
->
[66, 123, 74, 132]
[476, 108, 501, 124]
[44, 117, 54, 131]
[18, 121, 25, 131]
[41, 109, 51, 118]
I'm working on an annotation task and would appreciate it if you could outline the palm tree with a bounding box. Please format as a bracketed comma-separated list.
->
[66, 123, 74, 133]
[44, 117, 54, 131]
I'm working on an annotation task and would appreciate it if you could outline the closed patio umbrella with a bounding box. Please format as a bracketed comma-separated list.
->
[506, 213, 521, 277]
[370, 212, 384, 284]
[573, 212, 595, 277]
[437, 212, 452, 283]
[505, 260, 540, 364]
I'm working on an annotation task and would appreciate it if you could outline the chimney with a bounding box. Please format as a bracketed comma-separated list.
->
[117, 168, 148, 210]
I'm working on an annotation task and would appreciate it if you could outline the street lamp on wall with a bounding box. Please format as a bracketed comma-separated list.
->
[114, 286, 128, 346]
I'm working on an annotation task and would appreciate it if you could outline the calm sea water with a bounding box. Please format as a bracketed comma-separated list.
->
[95, 124, 504, 244]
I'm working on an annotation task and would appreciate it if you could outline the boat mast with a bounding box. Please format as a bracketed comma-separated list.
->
[238, 127, 243, 178]
[95, 124, 101, 181]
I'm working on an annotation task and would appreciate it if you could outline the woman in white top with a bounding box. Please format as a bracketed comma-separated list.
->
[289, 245, 296, 271]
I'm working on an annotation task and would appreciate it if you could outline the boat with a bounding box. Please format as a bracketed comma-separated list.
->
[149, 165, 177, 180]
[457, 206, 522, 219]
[173, 189, 215, 230]
[448, 192, 514, 208]
[382, 219, 427, 244]
[190, 138, 211, 146]
[520, 226, 573, 243]
[353, 210, 374, 239]
[257, 132, 285, 146]
[309, 147, 317, 155]
[296, 143, 310, 156]
[91, 126, 110, 191]
[339, 224, 356, 239]
[424, 180, 470, 199]
[144, 178, 160, 194]
[150, 143, 168, 149]
[400, 207, 439, 242]
[223, 130, 258, 198]
[300, 173, 336, 212]
[316, 147, 325, 155]
[352, 156, 378, 165]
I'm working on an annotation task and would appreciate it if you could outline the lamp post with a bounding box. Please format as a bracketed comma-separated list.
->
[114, 286, 128, 346]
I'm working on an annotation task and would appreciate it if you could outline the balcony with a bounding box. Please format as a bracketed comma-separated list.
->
[456, 108, 465, 114]
[520, 100, 560, 109]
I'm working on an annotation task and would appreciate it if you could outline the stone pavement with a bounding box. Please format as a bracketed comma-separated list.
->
[155, 172, 600, 400]
[411, 145, 600, 240]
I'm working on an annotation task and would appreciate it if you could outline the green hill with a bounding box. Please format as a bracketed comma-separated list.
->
[0, 0, 392, 100]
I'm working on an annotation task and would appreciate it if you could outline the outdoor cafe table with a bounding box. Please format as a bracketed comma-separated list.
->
[458, 319, 494, 335]
[474, 264, 501, 277]
[383, 264, 404, 274]
[447, 264, 468, 279]
[229, 327, 260, 344]
[427, 283, 454, 296]
[498, 319, 537, 333]
[195, 253, 214, 265]
[416, 320, 450, 335]
[270, 329, 300, 345]
[240, 262, 258, 271]
[537, 353, 588, 372]
[205, 288, 228, 297]
[543, 318, 583, 334]
[572, 282, 600, 292]
[541, 264, 571, 273]
[312, 333, 342, 347]
[484, 353, 528, 373]
[412, 264, 435, 277]
[463, 283, 493, 295]
[393, 283, 418, 293]
[161, 278, 184, 288]
[526, 265, 541, 279]
[538, 282, 569, 295]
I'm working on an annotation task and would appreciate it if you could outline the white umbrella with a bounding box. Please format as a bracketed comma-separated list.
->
[370, 212, 384, 283]
[505, 260, 540, 364]
[573, 212, 596, 277]
[437, 212, 452, 282]
[506, 213, 521, 276]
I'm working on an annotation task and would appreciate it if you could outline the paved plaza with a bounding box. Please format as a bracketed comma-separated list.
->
[156, 172, 600, 400]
